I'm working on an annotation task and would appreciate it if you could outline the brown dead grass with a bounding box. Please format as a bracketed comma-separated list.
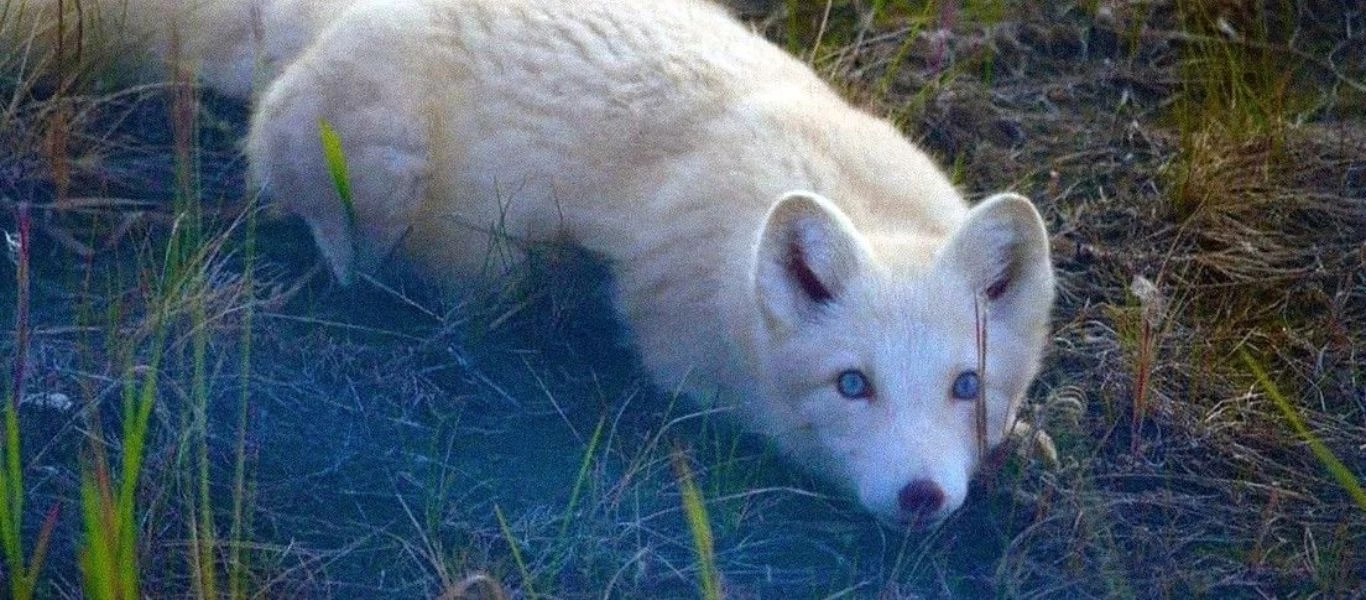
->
[848, 1, 1362, 596]
[772, 0, 1362, 595]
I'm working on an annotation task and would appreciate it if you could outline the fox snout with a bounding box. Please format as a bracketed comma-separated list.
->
[857, 463, 971, 527]
[897, 479, 947, 526]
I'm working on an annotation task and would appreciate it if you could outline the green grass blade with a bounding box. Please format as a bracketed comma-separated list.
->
[558, 414, 606, 540]
[108, 338, 163, 599]
[79, 464, 118, 600]
[24, 502, 60, 597]
[3, 202, 33, 599]
[2, 398, 26, 600]
[672, 448, 720, 600]
[494, 503, 537, 599]
[229, 205, 259, 600]
[191, 269, 218, 599]
[1240, 349, 1366, 510]
[318, 118, 352, 210]
[319, 118, 358, 281]
[318, 118, 356, 228]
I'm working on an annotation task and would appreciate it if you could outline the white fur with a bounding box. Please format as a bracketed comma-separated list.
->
[17, 0, 1055, 524]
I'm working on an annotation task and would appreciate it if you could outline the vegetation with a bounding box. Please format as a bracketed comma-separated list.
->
[1, 0, 1362, 597]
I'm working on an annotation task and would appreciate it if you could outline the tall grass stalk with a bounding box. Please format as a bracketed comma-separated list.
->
[557, 414, 606, 541]
[2, 202, 59, 600]
[73, 45, 241, 597]
[79, 323, 165, 599]
[672, 448, 720, 600]
[228, 202, 258, 600]
[189, 307, 218, 598]
[494, 503, 537, 599]
[541, 413, 608, 582]
[163, 51, 225, 600]
[1239, 350, 1366, 510]
[319, 117, 358, 278]
[1168, 0, 1294, 219]
[1125, 276, 1166, 456]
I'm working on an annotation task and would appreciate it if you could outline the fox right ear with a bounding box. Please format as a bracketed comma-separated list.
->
[752, 191, 870, 329]
[935, 192, 1054, 329]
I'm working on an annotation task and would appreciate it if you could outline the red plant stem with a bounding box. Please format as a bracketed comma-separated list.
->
[931, 0, 957, 72]
[29, 502, 61, 583]
[1131, 320, 1151, 455]
[10, 202, 31, 409]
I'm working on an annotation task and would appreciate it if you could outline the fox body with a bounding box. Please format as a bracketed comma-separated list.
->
[13, 0, 1055, 525]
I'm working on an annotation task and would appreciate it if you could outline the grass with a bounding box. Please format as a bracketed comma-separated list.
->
[68, 65, 262, 598]
[318, 117, 357, 282]
[1240, 348, 1366, 511]
[1167, 0, 1299, 220]
[3, 2, 269, 596]
[492, 504, 536, 599]
[1108, 274, 1171, 457]
[672, 447, 720, 600]
[77, 317, 161, 600]
[2, 0, 1363, 597]
[2, 202, 58, 600]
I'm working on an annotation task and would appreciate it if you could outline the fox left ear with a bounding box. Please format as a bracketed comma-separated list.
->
[937, 193, 1054, 323]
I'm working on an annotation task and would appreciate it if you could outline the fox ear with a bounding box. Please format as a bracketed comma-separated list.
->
[752, 191, 870, 328]
[937, 192, 1054, 322]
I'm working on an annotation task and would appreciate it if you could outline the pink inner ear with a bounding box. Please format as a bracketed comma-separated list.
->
[787, 239, 834, 304]
[985, 274, 1010, 300]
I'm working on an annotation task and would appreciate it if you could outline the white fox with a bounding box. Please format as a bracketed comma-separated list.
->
[11, 0, 1055, 525]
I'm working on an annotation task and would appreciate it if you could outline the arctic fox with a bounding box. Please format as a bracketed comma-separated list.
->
[12, 0, 1056, 525]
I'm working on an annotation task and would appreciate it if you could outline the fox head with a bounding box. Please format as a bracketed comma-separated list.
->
[749, 191, 1054, 526]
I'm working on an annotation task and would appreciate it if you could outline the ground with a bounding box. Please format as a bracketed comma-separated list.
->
[1, 1, 1363, 598]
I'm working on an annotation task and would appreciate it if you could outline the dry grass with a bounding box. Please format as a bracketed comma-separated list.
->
[2, 0, 1363, 597]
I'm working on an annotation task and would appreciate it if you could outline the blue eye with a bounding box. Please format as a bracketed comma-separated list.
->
[951, 371, 980, 400]
[836, 370, 873, 399]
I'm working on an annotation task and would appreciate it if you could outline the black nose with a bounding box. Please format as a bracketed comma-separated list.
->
[898, 479, 945, 517]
